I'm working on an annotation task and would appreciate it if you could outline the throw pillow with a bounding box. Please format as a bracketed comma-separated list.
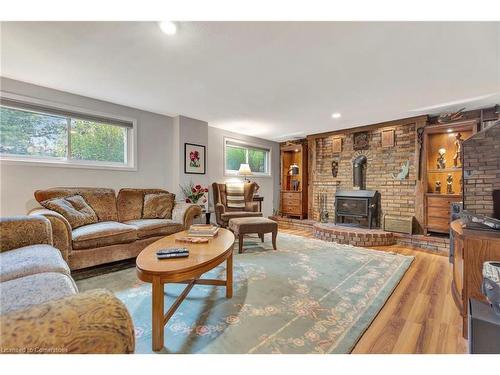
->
[226, 183, 245, 209]
[142, 193, 175, 219]
[40, 194, 98, 229]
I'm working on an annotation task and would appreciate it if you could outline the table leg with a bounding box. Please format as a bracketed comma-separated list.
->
[238, 234, 244, 254]
[205, 212, 211, 225]
[152, 277, 164, 352]
[259, 233, 264, 242]
[226, 250, 233, 298]
[272, 230, 277, 250]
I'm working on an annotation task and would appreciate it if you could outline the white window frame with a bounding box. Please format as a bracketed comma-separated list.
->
[223, 137, 272, 177]
[0, 92, 137, 171]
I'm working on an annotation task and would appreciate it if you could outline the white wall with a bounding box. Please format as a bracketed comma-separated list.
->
[0, 78, 281, 218]
[207, 127, 280, 218]
[0, 78, 175, 216]
[171, 116, 209, 197]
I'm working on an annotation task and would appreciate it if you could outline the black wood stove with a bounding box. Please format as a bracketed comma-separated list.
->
[334, 190, 379, 229]
[334, 155, 379, 228]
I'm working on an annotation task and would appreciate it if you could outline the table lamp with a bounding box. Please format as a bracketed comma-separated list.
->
[239, 163, 260, 194]
[238, 163, 252, 183]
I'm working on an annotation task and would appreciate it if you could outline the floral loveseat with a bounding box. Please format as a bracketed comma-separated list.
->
[0, 215, 134, 353]
[29, 187, 201, 270]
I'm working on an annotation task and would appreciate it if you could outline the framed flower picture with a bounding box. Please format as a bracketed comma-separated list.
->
[184, 143, 206, 174]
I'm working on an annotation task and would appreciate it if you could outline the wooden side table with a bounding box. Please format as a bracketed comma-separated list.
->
[201, 210, 212, 224]
[253, 195, 264, 212]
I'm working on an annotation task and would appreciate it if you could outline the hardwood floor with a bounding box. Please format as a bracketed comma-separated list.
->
[278, 224, 467, 354]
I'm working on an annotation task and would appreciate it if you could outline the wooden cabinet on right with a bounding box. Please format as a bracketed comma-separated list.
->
[426, 194, 462, 233]
[450, 219, 500, 338]
[423, 120, 478, 234]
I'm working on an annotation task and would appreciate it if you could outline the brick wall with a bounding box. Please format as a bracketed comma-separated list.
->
[463, 122, 500, 217]
[308, 120, 420, 227]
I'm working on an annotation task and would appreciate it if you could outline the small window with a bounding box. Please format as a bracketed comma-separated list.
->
[0, 98, 135, 169]
[224, 138, 271, 176]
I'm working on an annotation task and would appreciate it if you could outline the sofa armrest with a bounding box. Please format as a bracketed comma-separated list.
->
[29, 208, 72, 261]
[0, 289, 135, 354]
[172, 203, 202, 229]
[0, 215, 53, 253]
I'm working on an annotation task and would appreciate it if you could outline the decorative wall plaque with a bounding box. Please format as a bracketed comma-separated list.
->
[332, 137, 342, 153]
[353, 131, 369, 150]
[381, 129, 395, 148]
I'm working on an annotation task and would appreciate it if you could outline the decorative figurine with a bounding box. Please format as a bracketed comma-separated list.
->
[437, 148, 446, 169]
[453, 132, 463, 167]
[446, 173, 454, 194]
[331, 159, 339, 177]
[435, 181, 441, 194]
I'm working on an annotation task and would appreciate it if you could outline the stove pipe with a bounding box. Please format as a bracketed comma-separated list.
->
[353, 155, 367, 190]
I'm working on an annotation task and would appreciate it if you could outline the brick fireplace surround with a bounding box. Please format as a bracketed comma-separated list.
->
[307, 115, 427, 232]
[274, 110, 498, 254]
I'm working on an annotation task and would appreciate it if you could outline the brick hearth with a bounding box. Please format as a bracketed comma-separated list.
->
[270, 216, 449, 254]
[313, 222, 395, 246]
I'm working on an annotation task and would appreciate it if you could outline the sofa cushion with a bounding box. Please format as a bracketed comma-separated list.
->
[34, 187, 118, 222]
[142, 193, 175, 219]
[124, 219, 183, 239]
[72, 221, 138, 250]
[0, 244, 70, 282]
[0, 272, 78, 315]
[40, 194, 98, 229]
[116, 188, 175, 222]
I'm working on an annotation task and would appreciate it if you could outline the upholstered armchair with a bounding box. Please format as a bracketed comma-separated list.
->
[212, 182, 263, 227]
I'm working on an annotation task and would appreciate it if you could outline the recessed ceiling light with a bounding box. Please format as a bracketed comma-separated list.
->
[331, 113, 341, 119]
[158, 21, 177, 36]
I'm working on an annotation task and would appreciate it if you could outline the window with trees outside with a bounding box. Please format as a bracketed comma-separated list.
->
[224, 138, 271, 176]
[0, 98, 135, 169]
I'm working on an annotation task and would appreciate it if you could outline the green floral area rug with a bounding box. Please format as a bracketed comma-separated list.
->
[77, 233, 413, 354]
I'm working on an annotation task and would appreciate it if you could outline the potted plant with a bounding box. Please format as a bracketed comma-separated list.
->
[180, 182, 209, 210]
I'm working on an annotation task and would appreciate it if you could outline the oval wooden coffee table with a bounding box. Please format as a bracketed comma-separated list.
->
[136, 228, 235, 352]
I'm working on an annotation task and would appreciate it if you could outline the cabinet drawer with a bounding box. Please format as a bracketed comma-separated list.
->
[283, 198, 301, 207]
[281, 191, 302, 200]
[282, 200, 301, 210]
[427, 216, 450, 232]
[427, 206, 450, 218]
[427, 196, 461, 208]
[282, 205, 302, 215]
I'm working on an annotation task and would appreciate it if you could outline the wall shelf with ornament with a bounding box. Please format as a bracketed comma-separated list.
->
[423, 119, 478, 234]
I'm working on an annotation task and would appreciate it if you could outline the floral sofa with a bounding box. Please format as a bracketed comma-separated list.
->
[0, 215, 135, 353]
[29, 187, 201, 270]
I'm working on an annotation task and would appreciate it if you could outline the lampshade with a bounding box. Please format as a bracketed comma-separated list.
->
[238, 163, 252, 176]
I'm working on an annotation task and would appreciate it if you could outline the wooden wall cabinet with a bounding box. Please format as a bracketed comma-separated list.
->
[280, 143, 308, 219]
[450, 219, 500, 338]
[423, 120, 478, 234]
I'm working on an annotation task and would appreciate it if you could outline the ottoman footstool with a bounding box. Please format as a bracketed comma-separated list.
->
[228, 217, 278, 253]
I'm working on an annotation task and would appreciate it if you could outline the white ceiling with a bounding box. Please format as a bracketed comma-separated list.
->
[1, 22, 499, 141]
